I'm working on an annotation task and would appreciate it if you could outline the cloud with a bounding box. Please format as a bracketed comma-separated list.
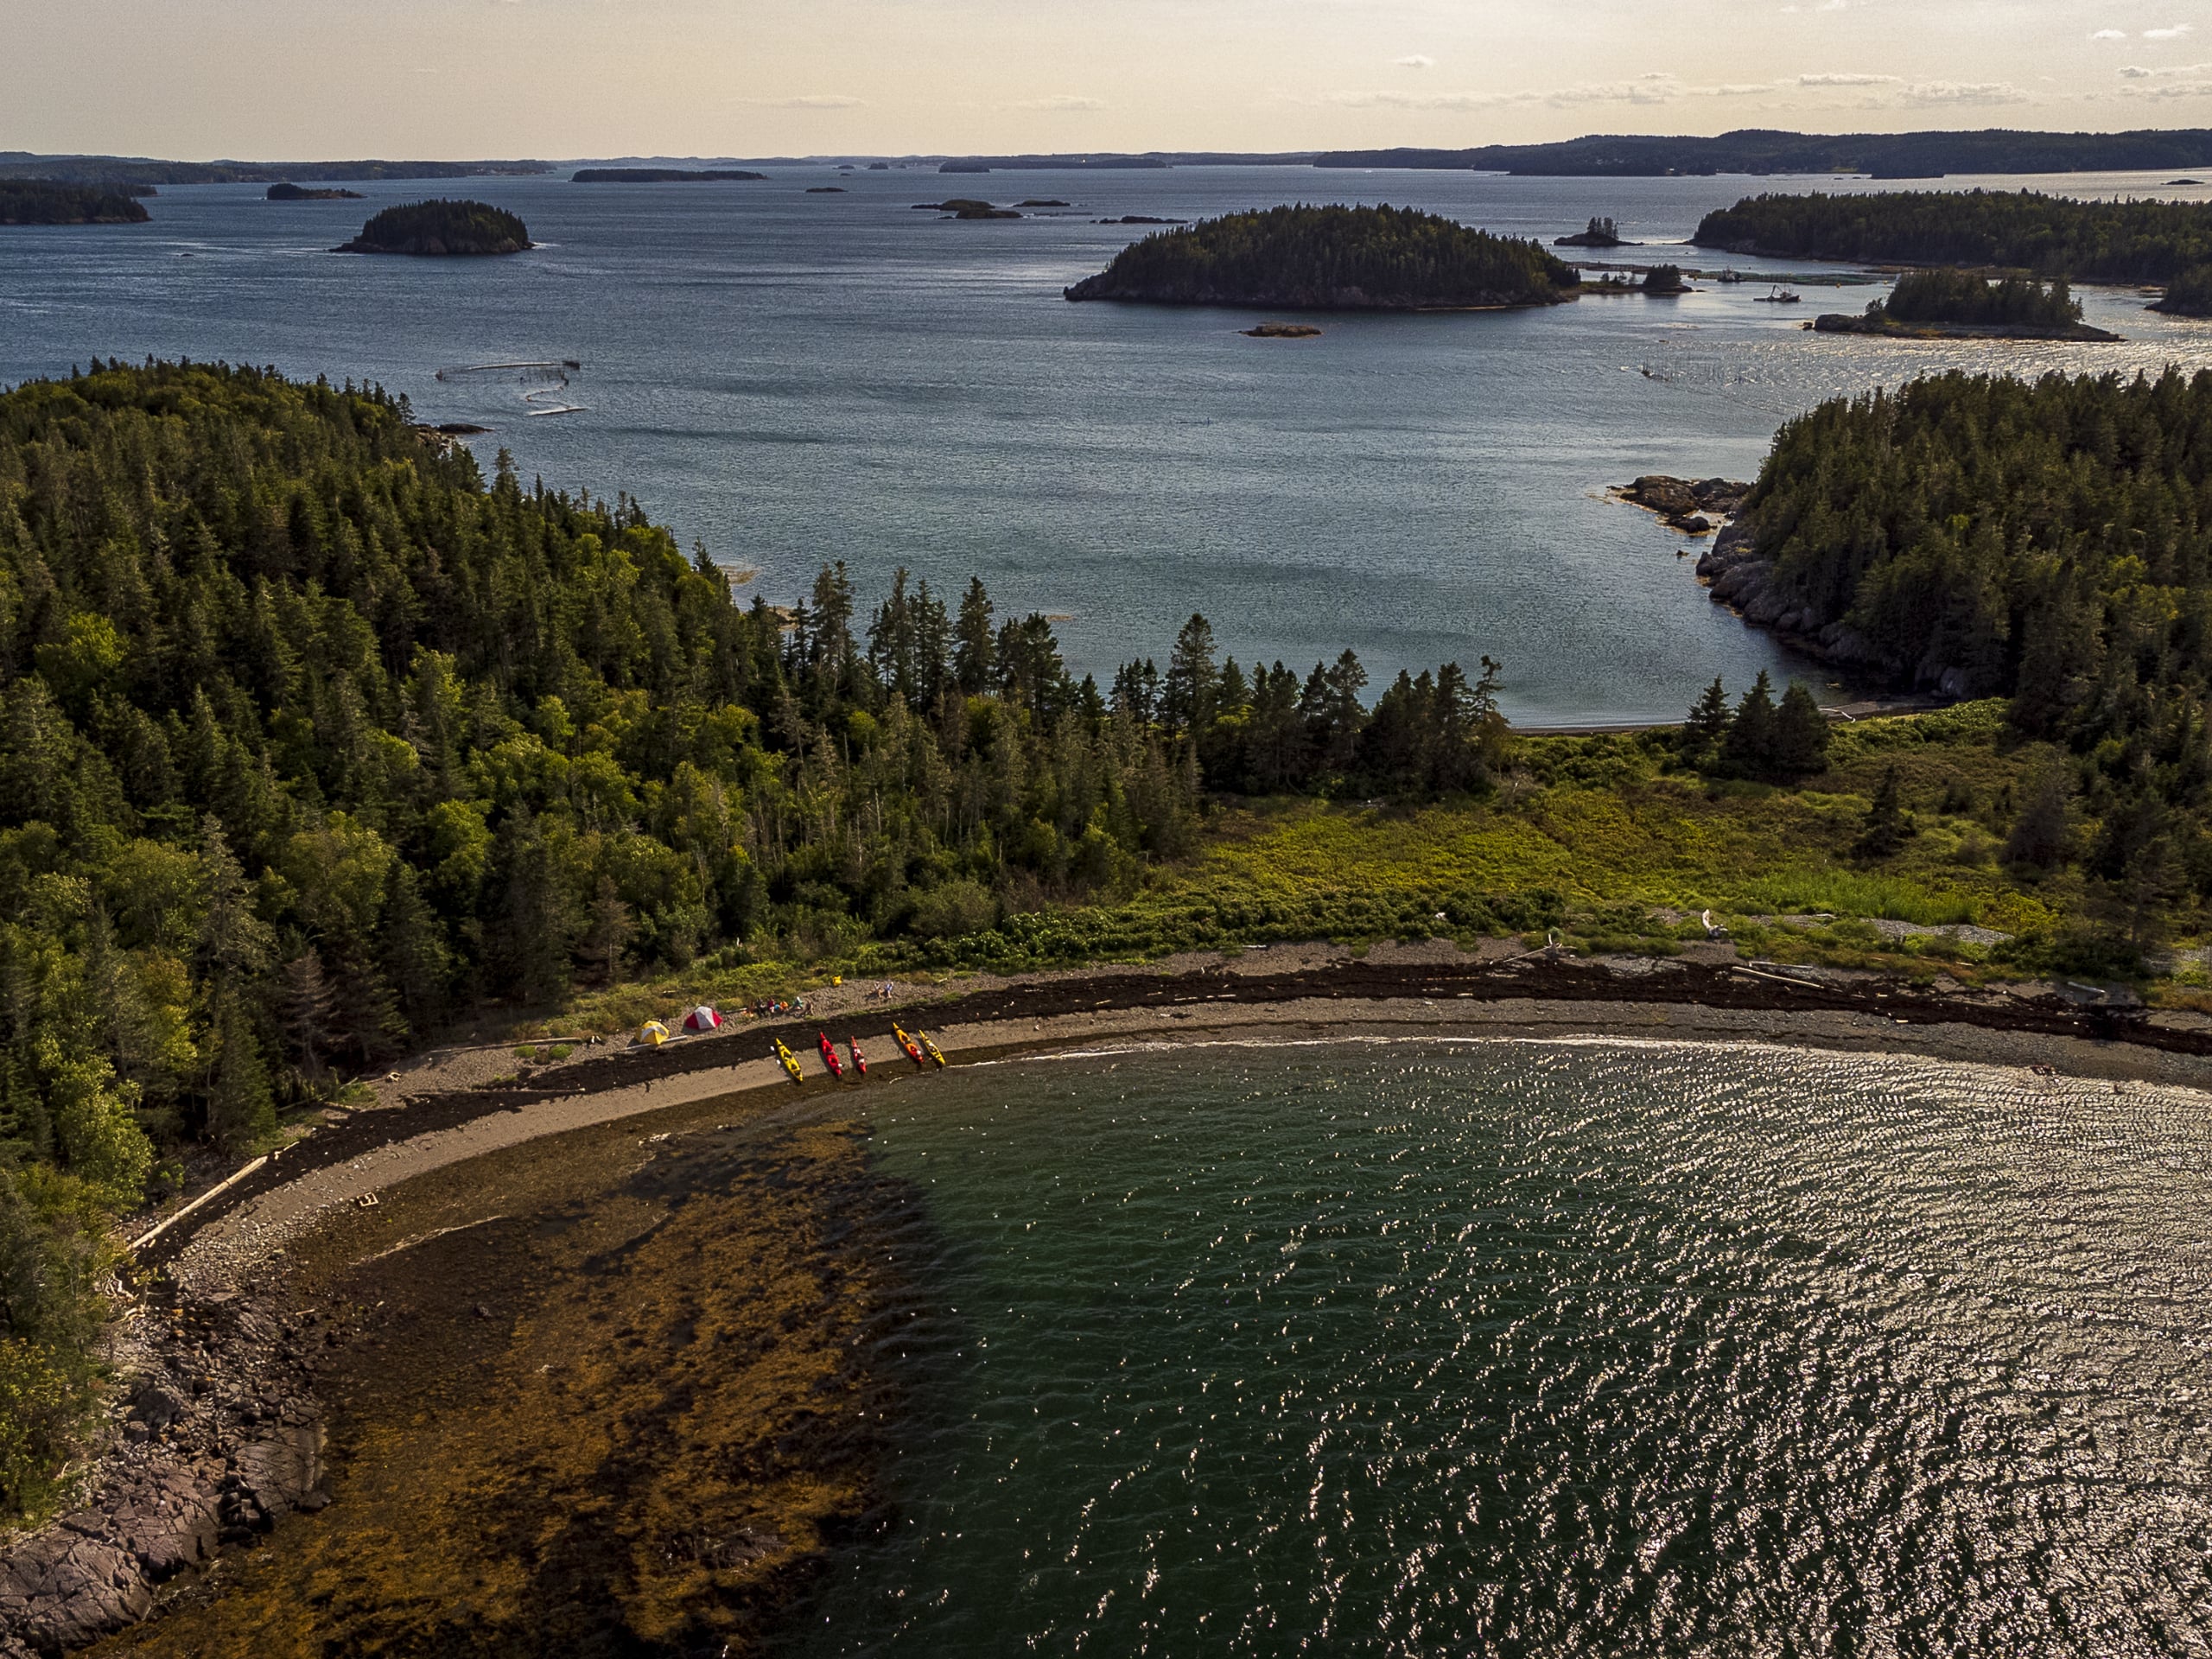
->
[766, 94, 864, 109]
[2091, 28, 2127, 38]
[1332, 73, 1767, 111]
[2145, 23, 2195, 38]
[1394, 54, 1434, 69]
[1014, 93, 1104, 111]
[2120, 60, 2212, 77]
[1797, 72, 1901, 85]
[1897, 80, 2025, 105]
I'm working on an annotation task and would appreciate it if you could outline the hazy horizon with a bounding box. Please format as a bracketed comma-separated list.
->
[14, 0, 2212, 162]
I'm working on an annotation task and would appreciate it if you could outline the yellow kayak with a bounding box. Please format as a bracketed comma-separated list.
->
[917, 1028, 948, 1068]
[772, 1039, 805, 1086]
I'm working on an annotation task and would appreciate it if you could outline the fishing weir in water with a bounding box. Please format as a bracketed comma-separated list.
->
[435, 359, 588, 416]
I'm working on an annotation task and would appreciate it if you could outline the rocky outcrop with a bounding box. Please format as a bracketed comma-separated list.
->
[0, 1285, 336, 1654]
[1615, 475, 1749, 535]
[1809, 312, 2120, 342]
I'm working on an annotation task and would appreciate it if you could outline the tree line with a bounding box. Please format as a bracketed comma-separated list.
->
[1063, 204, 1580, 308]
[1872, 269, 2082, 328]
[0, 360, 1510, 1509]
[1694, 188, 2212, 288]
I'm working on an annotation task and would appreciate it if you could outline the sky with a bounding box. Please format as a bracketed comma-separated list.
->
[10, 0, 2212, 160]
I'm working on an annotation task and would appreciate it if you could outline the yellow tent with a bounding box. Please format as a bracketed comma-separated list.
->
[636, 1020, 670, 1046]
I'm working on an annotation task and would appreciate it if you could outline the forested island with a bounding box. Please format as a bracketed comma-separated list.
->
[1693, 189, 2212, 292]
[1555, 215, 1631, 247]
[266, 182, 362, 201]
[1812, 269, 2117, 340]
[1315, 127, 2212, 177]
[0, 153, 549, 188]
[570, 168, 766, 183]
[334, 199, 531, 256]
[1064, 204, 1579, 310]
[0, 181, 150, 226]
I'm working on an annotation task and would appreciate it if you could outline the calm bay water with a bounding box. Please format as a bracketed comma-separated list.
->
[7, 166, 2212, 719]
[794, 1040, 2212, 1656]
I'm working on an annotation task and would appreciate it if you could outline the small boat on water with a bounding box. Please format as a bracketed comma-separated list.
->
[916, 1029, 948, 1069]
[772, 1039, 804, 1086]
[848, 1035, 868, 1077]
[893, 1024, 928, 1068]
[817, 1031, 846, 1080]
[1754, 285, 1802, 304]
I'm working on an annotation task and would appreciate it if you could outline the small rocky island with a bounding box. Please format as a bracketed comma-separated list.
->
[1555, 215, 1634, 248]
[1245, 322, 1322, 338]
[2151, 265, 2212, 316]
[0, 180, 150, 226]
[266, 182, 363, 200]
[1614, 475, 1750, 536]
[334, 199, 532, 257]
[913, 198, 1021, 219]
[570, 168, 765, 182]
[1812, 268, 2118, 340]
[1064, 204, 1580, 310]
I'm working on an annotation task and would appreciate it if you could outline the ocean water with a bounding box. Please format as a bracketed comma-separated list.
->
[6, 166, 2212, 721]
[793, 1040, 2212, 1656]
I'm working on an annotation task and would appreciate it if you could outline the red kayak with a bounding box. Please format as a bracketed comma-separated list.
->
[848, 1036, 868, 1076]
[817, 1032, 844, 1080]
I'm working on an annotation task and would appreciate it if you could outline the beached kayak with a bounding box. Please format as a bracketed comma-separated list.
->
[817, 1032, 846, 1079]
[917, 1029, 948, 1068]
[772, 1039, 804, 1086]
[848, 1035, 868, 1076]
[893, 1024, 927, 1068]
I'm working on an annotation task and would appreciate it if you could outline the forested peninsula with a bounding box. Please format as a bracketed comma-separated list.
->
[1812, 269, 2118, 340]
[1316, 127, 2212, 177]
[0, 360, 1522, 1510]
[0, 154, 550, 188]
[1064, 205, 1579, 310]
[0, 181, 151, 226]
[1693, 189, 2212, 291]
[570, 168, 766, 183]
[334, 200, 531, 256]
[266, 183, 362, 201]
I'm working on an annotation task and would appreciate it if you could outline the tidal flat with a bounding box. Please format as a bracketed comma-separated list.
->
[95, 1092, 920, 1657]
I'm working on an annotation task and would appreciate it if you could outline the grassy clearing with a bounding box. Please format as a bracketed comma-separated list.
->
[498, 704, 2170, 1042]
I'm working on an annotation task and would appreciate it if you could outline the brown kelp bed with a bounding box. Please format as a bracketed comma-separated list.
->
[98, 1097, 923, 1657]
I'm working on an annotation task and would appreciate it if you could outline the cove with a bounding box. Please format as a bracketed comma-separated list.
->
[788, 1039, 2212, 1656]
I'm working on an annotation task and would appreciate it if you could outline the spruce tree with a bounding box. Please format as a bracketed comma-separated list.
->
[1719, 671, 1778, 778]
[1682, 677, 1731, 757]
[1770, 683, 1832, 779]
[206, 991, 275, 1154]
[954, 578, 996, 695]
[1856, 765, 1907, 858]
[2004, 770, 2070, 870]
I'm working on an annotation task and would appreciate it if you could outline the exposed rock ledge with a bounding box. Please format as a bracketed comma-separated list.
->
[1696, 520, 1980, 699]
[0, 1281, 334, 1656]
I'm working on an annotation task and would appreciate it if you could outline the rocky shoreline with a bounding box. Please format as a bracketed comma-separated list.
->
[1808, 312, 2120, 342]
[0, 1277, 334, 1657]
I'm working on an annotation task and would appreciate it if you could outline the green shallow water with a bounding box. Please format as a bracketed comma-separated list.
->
[791, 1039, 2212, 1656]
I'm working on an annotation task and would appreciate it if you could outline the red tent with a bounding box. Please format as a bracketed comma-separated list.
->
[681, 1005, 721, 1033]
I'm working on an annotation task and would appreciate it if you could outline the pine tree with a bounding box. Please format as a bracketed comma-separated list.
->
[586, 875, 635, 987]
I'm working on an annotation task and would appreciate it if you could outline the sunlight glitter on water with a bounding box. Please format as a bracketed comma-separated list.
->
[791, 1041, 2212, 1656]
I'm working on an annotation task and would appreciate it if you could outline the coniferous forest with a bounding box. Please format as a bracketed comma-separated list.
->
[0, 361, 1509, 1497]
[1735, 367, 2212, 909]
[1063, 204, 1580, 309]
[1694, 188, 2212, 287]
